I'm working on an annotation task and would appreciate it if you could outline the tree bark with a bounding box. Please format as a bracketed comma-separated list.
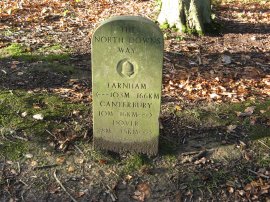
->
[157, 0, 212, 34]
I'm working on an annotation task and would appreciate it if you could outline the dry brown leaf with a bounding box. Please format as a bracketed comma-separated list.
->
[125, 175, 133, 181]
[76, 158, 84, 164]
[244, 151, 253, 161]
[244, 184, 253, 191]
[175, 191, 182, 202]
[25, 153, 33, 159]
[227, 125, 237, 133]
[132, 182, 151, 201]
[245, 106, 256, 114]
[259, 187, 269, 195]
[227, 186, 234, 193]
[98, 159, 107, 164]
[31, 160, 38, 167]
[67, 166, 75, 172]
[250, 116, 257, 125]
[236, 106, 256, 117]
[238, 190, 245, 196]
[243, 66, 262, 79]
[56, 156, 65, 165]
[175, 105, 182, 111]
[77, 191, 85, 198]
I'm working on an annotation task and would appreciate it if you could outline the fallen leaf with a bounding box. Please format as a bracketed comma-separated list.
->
[236, 106, 255, 117]
[238, 190, 245, 196]
[10, 169, 17, 175]
[67, 166, 75, 172]
[259, 188, 269, 195]
[244, 151, 253, 161]
[125, 175, 133, 181]
[33, 114, 44, 120]
[245, 106, 256, 114]
[249, 116, 257, 125]
[210, 93, 220, 99]
[7, 8, 12, 15]
[260, 110, 266, 114]
[227, 186, 234, 193]
[56, 157, 65, 165]
[76, 158, 84, 164]
[175, 191, 182, 202]
[227, 125, 237, 133]
[98, 159, 107, 164]
[6, 160, 13, 165]
[77, 191, 85, 197]
[261, 185, 270, 191]
[132, 182, 151, 201]
[21, 111, 27, 117]
[31, 160, 38, 167]
[194, 157, 207, 165]
[33, 105, 41, 109]
[244, 184, 253, 191]
[49, 186, 60, 194]
[25, 153, 33, 159]
[175, 105, 182, 111]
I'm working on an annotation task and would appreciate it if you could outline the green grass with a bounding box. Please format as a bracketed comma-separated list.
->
[159, 22, 170, 30]
[0, 140, 29, 160]
[38, 44, 63, 52]
[122, 154, 148, 174]
[173, 100, 269, 131]
[0, 43, 70, 62]
[0, 90, 90, 160]
[30, 63, 76, 75]
[0, 43, 26, 57]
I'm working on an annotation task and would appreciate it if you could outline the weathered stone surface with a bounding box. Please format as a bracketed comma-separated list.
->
[92, 16, 163, 155]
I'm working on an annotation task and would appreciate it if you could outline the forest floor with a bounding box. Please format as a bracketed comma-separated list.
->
[0, 0, 270, 201]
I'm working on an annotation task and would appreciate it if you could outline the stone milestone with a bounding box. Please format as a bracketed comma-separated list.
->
[92, 16, 163, 155]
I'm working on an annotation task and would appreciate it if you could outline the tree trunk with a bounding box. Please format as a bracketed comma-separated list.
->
[157, 0, 212, 34]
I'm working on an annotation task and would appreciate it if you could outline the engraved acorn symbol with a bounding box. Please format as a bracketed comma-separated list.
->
[121, 61, 134, 77]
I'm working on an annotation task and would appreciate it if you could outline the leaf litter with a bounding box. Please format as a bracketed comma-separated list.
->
[0, 0, 270, 201]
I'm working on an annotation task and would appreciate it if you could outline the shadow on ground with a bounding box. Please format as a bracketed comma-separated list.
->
[0, 8, 270, 200]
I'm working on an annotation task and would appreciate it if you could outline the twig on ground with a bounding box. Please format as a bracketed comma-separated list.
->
[53, 170, 78, 202]
[74, 144, 84, 155]
[191, 150, 208, 162]
[185, 125, 196, 130]
[181, 151, 200, 156]
[105, 184, 117, 202]
[12, 135, 28, 141]
[45, 129, 57, 140]
[33, 164, 58, 170]
[258, 140, 270, 150]
[248, 169, 270, 179]
[17, 162, 21, 174]
[164, 56, 170, 62]
[0, 162, 5, 178]
[180, 150, 208, 164]
[19, 180, 29, 187]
